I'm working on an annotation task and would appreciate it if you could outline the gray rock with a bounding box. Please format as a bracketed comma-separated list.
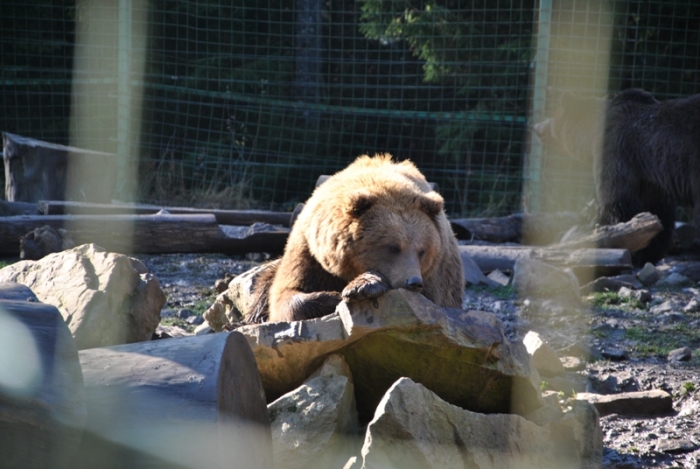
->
[486, 269, 511, 287]
[0, 243, 166, 349]
[269, 355, 359, 469]
[618, 287, 652, 304]
[560, 356, 586, 372]
[657, 272, 693, 288]
[203, 260, 278, 330]
[360, 378, 602, 469]
[178, 308, 193, 319]
[600, 347, 629, 361]
[193, 322, 214, 335]
[668, 346, 692, 362]
[575, 390, 673, 417]
[523, 330, 565, 377]
[683, 298, 700, 313]
[636, 262, 660, 286]
[186, 314, 204, 325]
[462, 252, 498, 287]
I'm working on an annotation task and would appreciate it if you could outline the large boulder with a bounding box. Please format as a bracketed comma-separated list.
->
[238, 289, 542, 423]
[360, 378, 602, 469]
[0, 243, 165, 349]
[269, 354, 360, 469]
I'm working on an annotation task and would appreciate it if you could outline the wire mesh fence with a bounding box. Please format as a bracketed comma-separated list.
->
[1, 0, 699, 217]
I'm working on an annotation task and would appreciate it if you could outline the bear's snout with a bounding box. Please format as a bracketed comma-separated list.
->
[405, 276, 424, 292]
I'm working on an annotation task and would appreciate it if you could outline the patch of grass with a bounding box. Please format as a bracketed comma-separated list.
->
[625, 323, 700, 357]
[586, 291, 645, 311]
[466, 283, 516, 300]
[681, 382, 696, 396]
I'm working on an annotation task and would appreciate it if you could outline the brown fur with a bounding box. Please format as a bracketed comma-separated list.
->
[251, 154, 464, 323]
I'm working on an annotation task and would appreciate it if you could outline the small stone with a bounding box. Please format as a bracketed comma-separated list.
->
[186, 315, 204, 325]
[636, 262, 660, 286]
[683, 298, 700, 313]
[656, 438, 698, 454]
[600, 347, 628, 361]
[523, 331, 565, 377]
[668, 346, 692, 362]
[178, 308, 193, 319]
[214, 278, 230, 293]
[650, 300, 678, 314]
[618, 287, 652, 304]
[160, 308, 176, 318]
[560, 356, 586, 372]
[657, 272, 693, 288]
[194, 322, 214, 335]
[486, 269, 511, 287]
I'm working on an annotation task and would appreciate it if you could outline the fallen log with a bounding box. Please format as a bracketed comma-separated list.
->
[39, 200, 293, 227]
[459, 245, 632, 275]
[551, 212, 663, 253]
[0, 283, 86, 469]
[0, 200, 39, 216]
[0, 214, 288, 255]
[75, 332, 272, 469]
[450, 212, 580, 244]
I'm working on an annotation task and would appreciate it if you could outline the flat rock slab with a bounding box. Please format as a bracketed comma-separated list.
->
[238, 289, 541, 423]
[576, 390, 673, 417]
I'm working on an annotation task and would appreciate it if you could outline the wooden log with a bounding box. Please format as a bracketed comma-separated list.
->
[450, 212, 580, 244]
[39, 200, 293, 227]
[2, 132, 117, 203]
[551, 212, 663, 253]
[0, 200, 39, 216]
[0, 214, 288, 255]
[0, 283, 86, 469]
[76, 332, 272, 469]
[459, 245, 633, 274]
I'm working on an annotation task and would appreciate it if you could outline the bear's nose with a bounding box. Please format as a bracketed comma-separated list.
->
[405, 276, 423, 292]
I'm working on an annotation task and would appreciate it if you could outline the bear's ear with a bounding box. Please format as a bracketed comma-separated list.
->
[346, 191, 378, 218]
[420, 192, 444, 219]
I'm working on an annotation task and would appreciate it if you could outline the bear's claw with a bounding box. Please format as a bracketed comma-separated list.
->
[342, 270, 390, 302]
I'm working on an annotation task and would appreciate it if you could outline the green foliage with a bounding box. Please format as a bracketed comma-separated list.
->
[586, 292, 645, 311]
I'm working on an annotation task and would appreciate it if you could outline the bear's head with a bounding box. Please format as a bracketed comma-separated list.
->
[320, 188, 445, 293]
[533, 92, 608, 163]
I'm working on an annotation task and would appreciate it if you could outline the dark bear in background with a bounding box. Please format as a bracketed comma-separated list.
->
[534, 88, 700, 264]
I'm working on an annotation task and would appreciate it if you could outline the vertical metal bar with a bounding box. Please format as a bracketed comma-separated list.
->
[117, 0, 132, 199]
[527, 0, 552, 213]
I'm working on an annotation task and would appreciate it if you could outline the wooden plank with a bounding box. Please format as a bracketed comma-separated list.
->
[38, 200, 293, 227]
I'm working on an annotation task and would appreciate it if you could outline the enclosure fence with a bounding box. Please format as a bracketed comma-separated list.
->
[2, 0, 699, 216]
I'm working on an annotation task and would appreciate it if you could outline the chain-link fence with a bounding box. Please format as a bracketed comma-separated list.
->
[2, 0, 699, 216]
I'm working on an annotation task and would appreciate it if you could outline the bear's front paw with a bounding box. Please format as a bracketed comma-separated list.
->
[342, 271, 390, 302]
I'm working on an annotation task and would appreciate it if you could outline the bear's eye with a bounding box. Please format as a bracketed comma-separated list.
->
[418, 249, 426, 258]
[388, 244, 401, 254]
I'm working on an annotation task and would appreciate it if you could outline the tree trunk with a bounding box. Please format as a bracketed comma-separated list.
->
[552, 212, 663, 252]
[75, 332, 272, 469]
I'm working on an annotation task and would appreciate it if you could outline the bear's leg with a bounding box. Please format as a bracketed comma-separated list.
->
[341, 270, 391, 302]
[280, 290, 343, 321]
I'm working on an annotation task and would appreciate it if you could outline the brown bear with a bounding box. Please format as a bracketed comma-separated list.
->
[534, 88, 700, 264]
[251, 153, 465, 323]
